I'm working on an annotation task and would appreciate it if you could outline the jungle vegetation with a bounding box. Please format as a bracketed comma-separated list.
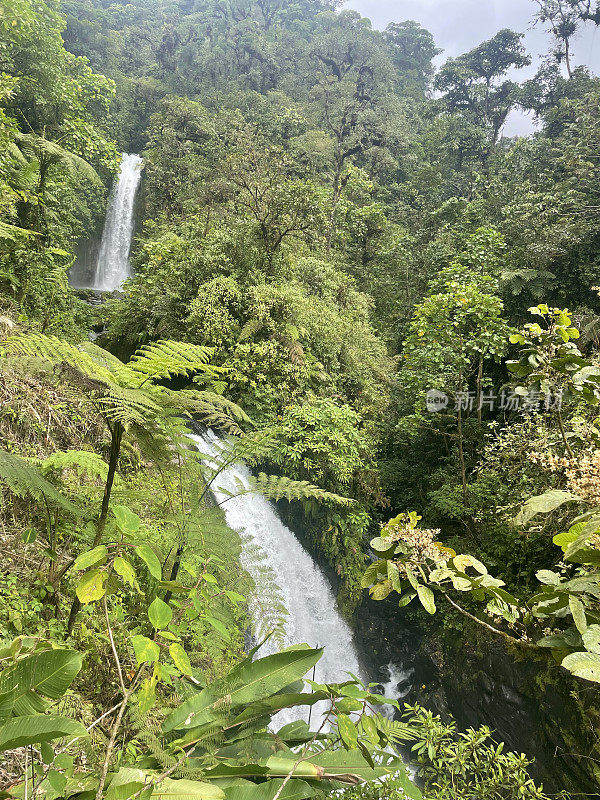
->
[1, 0, 600, 797]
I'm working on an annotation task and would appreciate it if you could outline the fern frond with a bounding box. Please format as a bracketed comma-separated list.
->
[0, 220, 40, 243]
[128, 425, 174, 465]
[190, 431, 278, 474]
[99, 386, 164, 428]
[159, 390, 248, 436]
[182, 391, 249, 424]
[171, 506, 243, 564]
[240, 542, 287, 647]
[231, 474, 353, 506]
[0, 448, 83, 517]
[127, 341, 219, 386]
[79, 341, 137, 385]
[370, 713, 417, 743]
[14, 133, 101, 186]
[40, 450, 115, 485]
[2, 333, 116, 386]
[239, 318, 264, 341]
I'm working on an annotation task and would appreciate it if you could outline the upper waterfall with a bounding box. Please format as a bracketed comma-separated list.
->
[92, 153, 142, 292]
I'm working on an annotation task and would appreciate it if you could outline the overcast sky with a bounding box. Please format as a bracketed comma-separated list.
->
[344, 0, 600, 135]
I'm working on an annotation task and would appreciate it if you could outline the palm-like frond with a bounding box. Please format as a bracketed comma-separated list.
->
[2, 333, 245, 436]
[39, 450, 113, 485]
[14, 133, 101, 186]
[167, 389, 248, 436]
[99, 385, 164, 428]
[369, 714, 417, 744]
[2, 334, 116, 386]
[0, 220, 39, 244]
[127, 341, 219, 387]
[0, 448, 83, 517]
[244, 473, 353, 506]
[79, 341, 136, 385]
[170, 506, 243, 565]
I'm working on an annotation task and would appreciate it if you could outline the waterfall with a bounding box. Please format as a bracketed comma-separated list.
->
[190, 430, 364, 725]
[381, 663, 414, 718]
[92, 153, 142, 292]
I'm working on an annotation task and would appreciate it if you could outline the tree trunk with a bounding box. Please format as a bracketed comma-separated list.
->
[67, 421, 124, 634]
[457, 402, 469, 509]
[476, 356, 483, 426]
[325, 161, 343, 253]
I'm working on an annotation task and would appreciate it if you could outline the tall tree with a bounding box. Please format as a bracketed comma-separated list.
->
[434, 29, 531, 144]
[383, 20, 440, 95]
[310, 10, 391, 250]
[534, 0, 580, 78]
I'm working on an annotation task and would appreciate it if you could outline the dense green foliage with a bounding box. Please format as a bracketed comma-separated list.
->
[3, 0, 600, 795]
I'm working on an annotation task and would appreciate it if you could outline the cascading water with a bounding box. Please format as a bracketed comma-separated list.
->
[92, 153, 142, 291]
[381, 663, 414, 718]
[190, 430, 364, 725]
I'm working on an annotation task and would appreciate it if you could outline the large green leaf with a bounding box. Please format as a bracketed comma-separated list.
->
[416, 585, 436, 615]
[163, 646, 323, 733]
[207, 749, 408, 786]
[136, 544, 162, 580]
[514, 490, 579, 526]
[148, 597, 173, 630]
[73, 546, 108, 571]
[583, 625, 600, 655]
[113, 505, 141, 534]
[76, 569, 108, 604]
[169, 643, 192, 676]
[231, 691, 329, 726]
[106, 768, 147, 800]
[0, 650, 82, 715]
[562, 651, 600, 683]
[264, 751, 403, 783]
[151, 778, 224, 800]
[0, 688, 15, 722]
[131, 635, 160, 666]
[218, 778, 315, 800]
[569, 596, 587, 634]
[0, 715, 86, 750]
[564, 534, 600, 566]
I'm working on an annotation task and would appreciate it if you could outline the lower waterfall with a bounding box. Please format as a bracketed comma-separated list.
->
[190, 430, 364, 725]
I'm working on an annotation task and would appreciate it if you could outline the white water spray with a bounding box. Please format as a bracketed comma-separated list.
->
[190, 430, 364, 724]
[93, 153, 142, 291]
[381, 663, 414, 718]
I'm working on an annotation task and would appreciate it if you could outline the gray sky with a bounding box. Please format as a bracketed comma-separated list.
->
[344, 0, 600, 134]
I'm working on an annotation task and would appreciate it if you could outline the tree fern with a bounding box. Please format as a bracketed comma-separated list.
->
[2, 334, 245, 436]
[14, 133, 101, 186]
[2, 334, 117, 386]
[99, 385, 164, 428]
[0, 447, 83, 517]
